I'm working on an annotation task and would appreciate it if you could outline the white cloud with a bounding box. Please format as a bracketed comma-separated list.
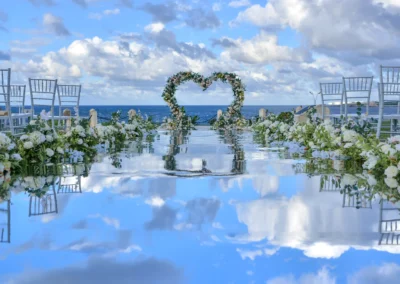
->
[89, 8, 120, 20]
[212, 3, 221, 11]
[220, 31, 307, 64]
[144, 22, 165, 33]
[348, 263, 400, 284]
[228, 0, 251, 8]
[231, 0, 400, 62]
[267, 267, 336, 284]
[43, 13, 70, 36]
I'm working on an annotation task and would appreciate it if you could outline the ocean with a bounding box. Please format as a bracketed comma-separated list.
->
[36, 105, 397, 124]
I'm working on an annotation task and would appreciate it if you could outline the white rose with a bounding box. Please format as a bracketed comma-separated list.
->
[342, 174, 358, 186]
[46, 134, 53, 142]
[24, 141, 33, 149]
[384, 166, 398, 178]
[45, 148, 54, 157]
[57, 147, 64, 154]
[344, 143, 353, 148]
[20, 135, 29, 141]
[77, 139, 83, 145]
[0, 163, 4, 172]
[385, 178, 398, 188]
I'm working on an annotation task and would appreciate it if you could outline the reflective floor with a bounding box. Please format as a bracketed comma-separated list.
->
[1, 128, 400, 283]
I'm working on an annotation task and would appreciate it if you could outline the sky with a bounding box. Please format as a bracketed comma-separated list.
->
[1, 0, 400, 105]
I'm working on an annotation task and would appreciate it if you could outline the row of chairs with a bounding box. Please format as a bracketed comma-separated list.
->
[320, 66, 400, 138]
[0, 68, 81, 134]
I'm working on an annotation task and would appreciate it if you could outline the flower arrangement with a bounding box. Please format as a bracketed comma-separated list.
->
[17, 112, 64, 164]
[161, 71, 246, 130]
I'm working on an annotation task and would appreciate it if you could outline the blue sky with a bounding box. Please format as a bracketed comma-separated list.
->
[1, 0, 400, 105]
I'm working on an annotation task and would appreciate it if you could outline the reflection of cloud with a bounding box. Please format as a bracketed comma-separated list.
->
[267, 266, 335, 284]
[348, 263, 400, 284]
[61, 230, 141, 257]
[252, 175, 279, 197]
[233, 176, 400, 258]
[145, 205, 177, 231]
[186, 198, 220, 227]
[72, 220, 88, 229]
[236, 247, 279, 261]
[145, 196, 165, 207]
[9, 257, 184, 284]
[89, 214, 120, 229]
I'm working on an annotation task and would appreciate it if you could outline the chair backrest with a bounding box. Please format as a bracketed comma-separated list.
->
[319, 82, 344, 117]
[10, 84, 26, 113]
[29, 78, 57, 116]
[379, 66, 400, 103]
[0, 68, 11, 112]
[57, 84, 81, 116]
[343, 76, 373, 98]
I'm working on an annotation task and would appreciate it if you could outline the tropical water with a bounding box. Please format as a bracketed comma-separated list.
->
[1, 128, 400, 283]
[38, 105, 395, 124]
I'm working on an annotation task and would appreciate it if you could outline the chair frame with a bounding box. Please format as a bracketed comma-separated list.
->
[28, 78, 58, 129]
[377, 66, 400, 138]
[320, 82, 344, 119]
[0, 68, 14, 134]
[57, 84, 81, 117]
[342, 76, 373, 118]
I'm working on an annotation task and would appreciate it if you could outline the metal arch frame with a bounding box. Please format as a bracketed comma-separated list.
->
[56, 84, 82, 117]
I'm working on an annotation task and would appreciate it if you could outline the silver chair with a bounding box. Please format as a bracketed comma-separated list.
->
[342, 76, 373, 118]
[57, 84, 81, 117]
[342, 189, 372, 209]
[29, 78, 57, 129]
[320, 82, 344, 120]
[10, 84, 30, 134]
[376, 66, 400, 138]
[57, 176, 82, 194]
[0, 68, 14, 134]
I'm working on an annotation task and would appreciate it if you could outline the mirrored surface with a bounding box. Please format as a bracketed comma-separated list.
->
[1, 127, 400, 283]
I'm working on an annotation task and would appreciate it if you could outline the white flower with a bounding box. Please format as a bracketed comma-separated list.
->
[20, 135, 29, 141]
[46, 134, 53, 142]
[45, 148, 54, 157]
[57, 147, 64, 154]
[30, 131, 46, 146]
[342, 174, 358, 186]
[366, 174, 377, 186]
[385, 166, 398, 178]
[23, 141, 33, 149]
[385, 178, 398, 188]
[11, 153, 22, 161]
[77, 139, 83, 145]
[0, 163, 4, 172]
[343, 130, 359, 143]
[381, 144, 397, 157]
[344, 143, 353, 148]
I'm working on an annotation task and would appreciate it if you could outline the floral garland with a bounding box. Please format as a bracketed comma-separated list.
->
[161, 71, 246, 130]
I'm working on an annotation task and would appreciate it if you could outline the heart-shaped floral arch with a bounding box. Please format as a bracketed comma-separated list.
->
[161, 71, 246, 130]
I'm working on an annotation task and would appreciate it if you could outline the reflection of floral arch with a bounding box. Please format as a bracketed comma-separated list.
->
[161, 71, 246, 130]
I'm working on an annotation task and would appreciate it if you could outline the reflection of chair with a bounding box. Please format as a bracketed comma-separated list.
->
[379, 200, 400, 245]
[29, 187, 58, 216]
[58, 176, 82, 194]
[342, 189, 372, 209]
[0, 200, 10, 243]
[319, 175, 342, 192]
